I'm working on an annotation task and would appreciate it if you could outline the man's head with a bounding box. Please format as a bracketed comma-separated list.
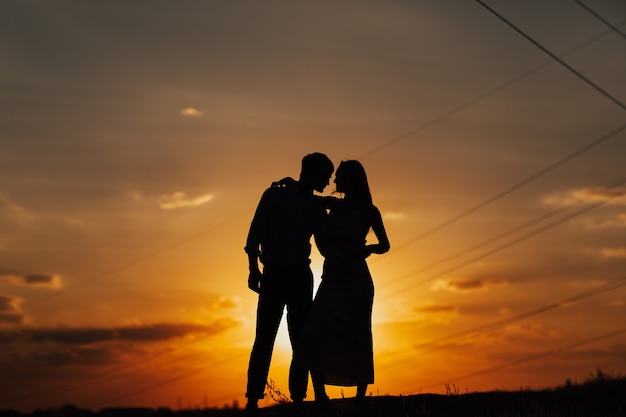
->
[299, 152, 334, 193]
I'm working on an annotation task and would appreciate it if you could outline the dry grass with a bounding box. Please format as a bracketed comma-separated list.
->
[5, 370, 624, 417]
[252, 369, 625, 417]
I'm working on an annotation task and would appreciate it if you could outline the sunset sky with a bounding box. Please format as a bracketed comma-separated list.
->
[1, 0, 625, 412]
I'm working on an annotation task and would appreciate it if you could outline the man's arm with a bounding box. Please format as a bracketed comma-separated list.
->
[245, 247, 263, 293]
[245, 189, 272, 293]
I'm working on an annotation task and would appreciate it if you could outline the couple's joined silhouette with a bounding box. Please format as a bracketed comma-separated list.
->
[244, 153, 390, 415]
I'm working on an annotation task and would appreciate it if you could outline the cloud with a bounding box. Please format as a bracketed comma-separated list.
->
[411, 303, 460, 325]
[600, 247, 626, 259]
[0, 294, 26, 325]
[0, 313, 23, 325]
[0, 319, 240, 346]
[0, 294, 20, 312]
[576, 213, 626, 230]
[0, 319, 241, 375]
[415, 304, 457, 314]
[115, 321, 235, 342]
[180, 107, 204, 117]
[383, 211, 405, 221]
[156, 191, 214, 209]
[543, 186, 626, 207]
[0, 193, 34, 224]
[497, 323, 564, 343]
[412, 302, 510, 321]
[0, 272, 61, 289]
[555, 185, 626, 230]
[212, 295, 241, 310]
[28, 328, 113, 345]
[29, 345, 118, 367]
[431, 278, 507, 293]
[127, 191, 144, 202]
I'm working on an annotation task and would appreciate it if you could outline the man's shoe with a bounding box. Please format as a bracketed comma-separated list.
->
[314, 395, 329, 407]
[245, 400, 259, 417]
[291, 398, 304, 416]
[354, 396, 367, 416]
[313, 396, 330, 416]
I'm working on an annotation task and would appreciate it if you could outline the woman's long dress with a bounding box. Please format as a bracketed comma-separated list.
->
[294, 206, 374, 386]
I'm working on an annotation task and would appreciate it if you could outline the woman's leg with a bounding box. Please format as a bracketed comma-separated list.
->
[311, 372, 328, 402]
[356, 383, 367, 399]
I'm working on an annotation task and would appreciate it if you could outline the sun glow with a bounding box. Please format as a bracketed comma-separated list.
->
[274, 315, 294, 352]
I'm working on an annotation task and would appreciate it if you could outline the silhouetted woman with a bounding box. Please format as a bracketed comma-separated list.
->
[294, 160, 390, 405]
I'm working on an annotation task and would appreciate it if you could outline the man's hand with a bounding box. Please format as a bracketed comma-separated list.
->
[248, 269, 263, 294]
[271, 176, 297, 189]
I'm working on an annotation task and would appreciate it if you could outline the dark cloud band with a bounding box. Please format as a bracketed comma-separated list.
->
[0, 319, 239, 345]
[0, 272, 61, 288]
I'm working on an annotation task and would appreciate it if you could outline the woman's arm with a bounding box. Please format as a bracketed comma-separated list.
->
[271, 176, 297, 188]
[365, 205, 390, 257]
[271, 178, 341, 210]
[318, 195, 341, 210]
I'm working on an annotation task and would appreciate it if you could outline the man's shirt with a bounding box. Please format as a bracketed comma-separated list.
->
[246, 185, 326, 267]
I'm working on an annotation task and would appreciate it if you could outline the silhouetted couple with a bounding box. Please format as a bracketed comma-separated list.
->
[244, 152, 390, 415]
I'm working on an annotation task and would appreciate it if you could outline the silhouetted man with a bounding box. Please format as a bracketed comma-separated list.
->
[244, 152, 334, 415]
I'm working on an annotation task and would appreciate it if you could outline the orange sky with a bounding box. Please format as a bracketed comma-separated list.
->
[1, 0, 625, 412]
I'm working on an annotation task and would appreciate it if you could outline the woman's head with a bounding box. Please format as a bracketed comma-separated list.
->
[334, 160, 372, 204]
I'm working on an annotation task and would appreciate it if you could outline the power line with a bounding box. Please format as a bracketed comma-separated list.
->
[33, 209, 251, 303]
[73, 133, 625, 411]
[8, 9, 625, 413]
[574, 0, 626, 39]
[6, 10, 622, 310]
[106, 326, 626, 407]
[30, 23, 624, 304]
[476, 0, 625, 110]
[411, 326, 626, 392]
[86, 352, 249, 410]
[25, 25, 622, 402]
[378, 273, 626, 371]
[377, 204, 571, 294]
[0, 194, 580, 406]
[32, 133, 624, 414]
[57, 267, 626, 408]
[376, 173, 626, 304]
[426, 275, 626, 351]
[357, 23, 624, 160]
[371, 123, 626, 262]
[0, 331, 250, 406]
[205, 392, 246, 408]
[57, 272, 626, 409]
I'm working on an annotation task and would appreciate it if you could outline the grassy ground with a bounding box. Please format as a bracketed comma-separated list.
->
[240, 373, 625, 417]
[3, 372, 623, 417]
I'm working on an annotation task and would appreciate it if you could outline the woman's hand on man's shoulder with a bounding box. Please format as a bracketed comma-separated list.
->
[271, 176, 297, 189]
